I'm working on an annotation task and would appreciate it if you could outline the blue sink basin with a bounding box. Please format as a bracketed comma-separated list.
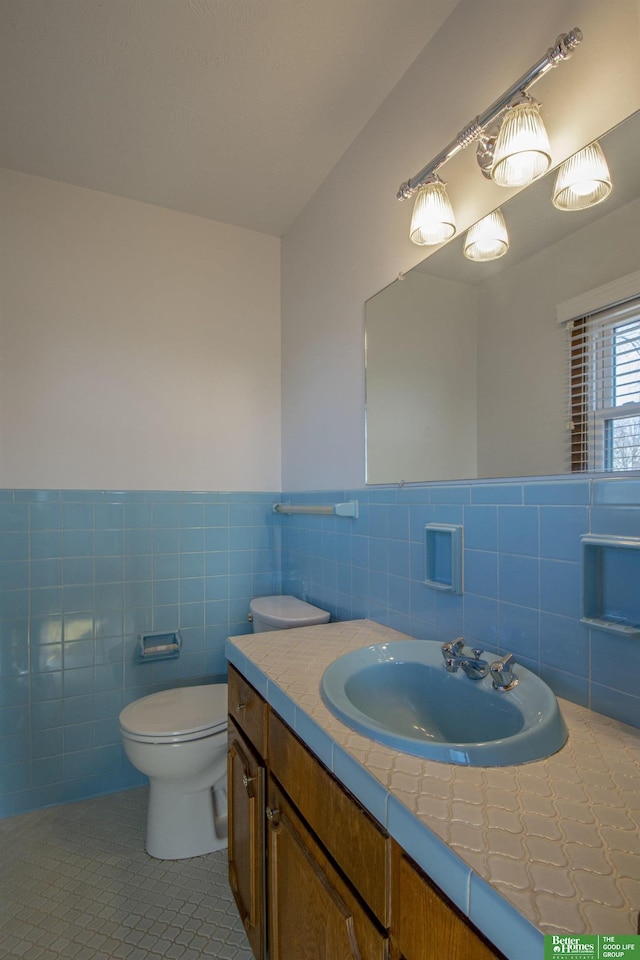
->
[321, 640, 567, 766]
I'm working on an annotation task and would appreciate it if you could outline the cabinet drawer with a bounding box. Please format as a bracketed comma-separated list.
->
[269, 710, 389, 926]
[228, 664, 268, 757]
[390, 841, 504, 960]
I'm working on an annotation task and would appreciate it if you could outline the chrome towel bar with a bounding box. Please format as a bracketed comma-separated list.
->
[273, 500, 358, 518]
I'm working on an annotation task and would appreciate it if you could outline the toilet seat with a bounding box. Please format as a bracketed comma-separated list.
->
[119, 684, 228, 744]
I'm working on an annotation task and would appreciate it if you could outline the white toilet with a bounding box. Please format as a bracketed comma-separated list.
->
[119, 596, 329, 860]
[119, 684, 228, 860]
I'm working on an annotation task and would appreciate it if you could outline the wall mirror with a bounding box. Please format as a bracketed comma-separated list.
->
[365, 109, 640, 484]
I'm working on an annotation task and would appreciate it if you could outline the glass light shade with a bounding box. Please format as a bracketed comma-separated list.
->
[463, 209, 509, 261]
[409, 179, 456, 245]
[491, 98, 552, 187]
[552, 141, 612, 210]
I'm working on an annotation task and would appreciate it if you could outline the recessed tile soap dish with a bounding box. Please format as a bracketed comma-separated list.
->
[424, 523, 463, 594]
[581, 534, 640, 637]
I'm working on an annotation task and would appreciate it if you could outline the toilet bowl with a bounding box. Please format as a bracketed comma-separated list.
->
[119, 684, 228, 860]
[249, 594, 330, 632]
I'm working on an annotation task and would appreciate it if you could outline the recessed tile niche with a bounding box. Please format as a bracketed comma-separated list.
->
[581, 534, 640, 636]
[424, 523, 463, 595]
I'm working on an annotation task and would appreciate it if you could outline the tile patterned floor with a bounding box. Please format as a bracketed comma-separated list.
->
[0, 787, 253, 960]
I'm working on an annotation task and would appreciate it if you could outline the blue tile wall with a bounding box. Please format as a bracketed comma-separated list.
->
[3, 478, 640, 819]
[279, 479, 640, 731]
[0, 490, 281, 817]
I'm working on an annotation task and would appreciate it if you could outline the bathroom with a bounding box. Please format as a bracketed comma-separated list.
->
[1, 0, 639, 956]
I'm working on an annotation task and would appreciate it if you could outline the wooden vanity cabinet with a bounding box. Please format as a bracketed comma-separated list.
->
[390, 841, 506, 960]
[227, 663, 504, 960]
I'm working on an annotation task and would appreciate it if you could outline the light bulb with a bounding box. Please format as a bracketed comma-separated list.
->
[463, 209, 509, 261]
[491, 96, 552, 187]
[552, 141, 612, 211]
[409, 178, 456, 245]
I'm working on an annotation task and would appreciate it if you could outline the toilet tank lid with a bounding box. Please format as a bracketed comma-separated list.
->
[249, 595, 330, 626]
[119, 683, 228, 738]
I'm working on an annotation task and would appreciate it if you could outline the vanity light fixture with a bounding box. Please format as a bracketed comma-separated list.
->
[490, 94, 552, 187]
[397, 28, 583, 246]
[409, 175, 456, 246]
[463, 208, 509, 261]
[552, 140, 613, 210]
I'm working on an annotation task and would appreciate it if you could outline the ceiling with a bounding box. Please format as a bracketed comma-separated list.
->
[0, 0, 460, 236]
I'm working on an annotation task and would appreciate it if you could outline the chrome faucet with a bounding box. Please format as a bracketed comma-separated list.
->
[490, 652, 519, 691]
[441, 638, 489, 680]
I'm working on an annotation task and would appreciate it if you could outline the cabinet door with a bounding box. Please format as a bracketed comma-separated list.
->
[390, 841, 504, 960]
[267, 778, 388, 960]
[228, 717, 265, 960]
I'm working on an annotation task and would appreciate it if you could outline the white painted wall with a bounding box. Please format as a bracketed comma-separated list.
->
[281, 0, 640, 490]
[0, 169, 281, 490]
[365, 272, 477, 483]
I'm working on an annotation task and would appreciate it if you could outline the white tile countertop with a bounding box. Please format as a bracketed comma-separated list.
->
[226, 619, 640, 960]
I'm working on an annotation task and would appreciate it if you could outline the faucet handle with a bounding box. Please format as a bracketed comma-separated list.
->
[490, 652, 518, 691]
[441, 637, 465, 657]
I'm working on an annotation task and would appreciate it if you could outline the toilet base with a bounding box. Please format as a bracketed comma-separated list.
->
[146, 779, 228, 860]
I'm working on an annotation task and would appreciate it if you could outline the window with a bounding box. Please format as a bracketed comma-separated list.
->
[569, 296, 640, 472]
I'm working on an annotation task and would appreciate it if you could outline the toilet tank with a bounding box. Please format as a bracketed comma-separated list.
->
[249, 595, 330, 633]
